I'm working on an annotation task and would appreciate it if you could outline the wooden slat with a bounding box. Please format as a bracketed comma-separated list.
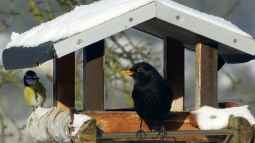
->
[98, 130, 232, 142]
[195, 41, 218, 109]
[164, 37, 185, 111]
[54, 52, 75, 111]
[83, 111, 234, 142]
[83, 41, 105, 111]
[85, 111, 197, 133]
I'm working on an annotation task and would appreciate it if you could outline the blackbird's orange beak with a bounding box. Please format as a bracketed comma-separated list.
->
[121, 69, 134, 76]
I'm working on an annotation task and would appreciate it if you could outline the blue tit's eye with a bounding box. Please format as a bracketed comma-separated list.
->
[26, 79, 36, 85]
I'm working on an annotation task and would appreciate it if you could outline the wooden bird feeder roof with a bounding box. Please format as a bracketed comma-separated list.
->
[2, 0, 255, 69]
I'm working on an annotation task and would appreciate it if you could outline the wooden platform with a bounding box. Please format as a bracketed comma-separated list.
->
[83, 111, 237, 142]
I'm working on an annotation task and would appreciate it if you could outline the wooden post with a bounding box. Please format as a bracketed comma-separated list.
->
[195, 41, 218, 109]
[164, 37, 185, 111]
[228, 116, 254, 143]
[73, 119, 97, 143]
[54, 52, 75, 111]
[83, 41, 105, 111]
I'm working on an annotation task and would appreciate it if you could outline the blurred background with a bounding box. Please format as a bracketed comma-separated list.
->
[0, 0, 255, 142]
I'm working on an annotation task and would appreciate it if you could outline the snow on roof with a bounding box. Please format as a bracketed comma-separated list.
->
[7, 0, 154, 48]
[6, 0, 252, 49]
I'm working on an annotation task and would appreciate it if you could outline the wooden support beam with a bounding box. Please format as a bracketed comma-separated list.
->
[195, 41, 218, 109]
[54, 53, 75, 111]
[84, 111, 234, 142]
[164, 37, 185, 111]
[83, 41, 105, 111]
[98, 130, 230, 142]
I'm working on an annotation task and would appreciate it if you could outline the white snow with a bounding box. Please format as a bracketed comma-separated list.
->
[192, 105, 255, 130]
[6, 0, 153, 48]
[6, 0, 251, 49]
[71, 114, 92, 136]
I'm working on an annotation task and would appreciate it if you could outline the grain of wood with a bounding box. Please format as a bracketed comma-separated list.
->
[195, 41, 218, 109]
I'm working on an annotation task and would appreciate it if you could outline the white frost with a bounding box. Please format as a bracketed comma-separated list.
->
[192, 105, 255, 130]
[6, 0, 251, 49]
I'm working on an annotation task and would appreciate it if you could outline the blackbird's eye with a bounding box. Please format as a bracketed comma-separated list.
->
[137, 67, 143, 73]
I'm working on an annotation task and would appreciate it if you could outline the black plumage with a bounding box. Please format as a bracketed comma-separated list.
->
[123, 62, 173, 132]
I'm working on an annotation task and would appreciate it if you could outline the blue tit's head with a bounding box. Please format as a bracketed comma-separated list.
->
[23, 70, 39, 86]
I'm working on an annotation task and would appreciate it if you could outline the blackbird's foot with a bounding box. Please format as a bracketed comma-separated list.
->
[157, 126, 167, 141]
[136, 129, 146, 138]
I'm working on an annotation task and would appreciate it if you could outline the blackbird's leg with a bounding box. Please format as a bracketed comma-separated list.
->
[136, 119, 146, 138]
[157, 121, 167, 141]
[158, 122, 177, 142]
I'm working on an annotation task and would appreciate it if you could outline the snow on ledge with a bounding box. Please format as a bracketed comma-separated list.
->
[192, 105, 255, 130]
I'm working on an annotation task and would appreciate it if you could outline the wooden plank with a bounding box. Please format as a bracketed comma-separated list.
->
[98, 131, 229, 142]
[195, 41, 218, 109]
[85, 111, 197, 133]
[83, 41, 105, 111]
[84, 111, 234, 142]
[53, 52, 75, 112]
[164, 37, 185, 111]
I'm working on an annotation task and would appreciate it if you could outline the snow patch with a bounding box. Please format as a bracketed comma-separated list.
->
[192, 105, 255, 130]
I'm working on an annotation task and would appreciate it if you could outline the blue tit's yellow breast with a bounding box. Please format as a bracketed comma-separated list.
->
[24, 87, 36, 106]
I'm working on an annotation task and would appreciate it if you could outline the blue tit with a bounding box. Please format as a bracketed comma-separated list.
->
[23, 70, 46, 110]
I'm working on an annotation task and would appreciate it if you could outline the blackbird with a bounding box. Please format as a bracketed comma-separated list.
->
[122, 62, 173, 136]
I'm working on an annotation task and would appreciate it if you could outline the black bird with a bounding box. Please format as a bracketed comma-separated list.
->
[122, 62, 173, 136]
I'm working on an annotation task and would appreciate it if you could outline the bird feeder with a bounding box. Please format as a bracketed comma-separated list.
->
[3, 0, 255, 142]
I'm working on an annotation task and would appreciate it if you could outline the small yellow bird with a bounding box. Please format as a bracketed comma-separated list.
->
[23, 70, 46, 110]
